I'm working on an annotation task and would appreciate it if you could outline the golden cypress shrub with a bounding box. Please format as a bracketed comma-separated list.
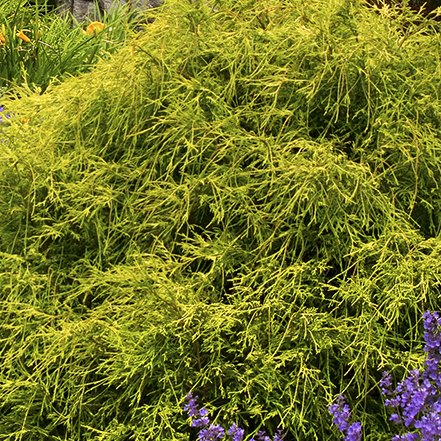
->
[1, 0, 441, 439]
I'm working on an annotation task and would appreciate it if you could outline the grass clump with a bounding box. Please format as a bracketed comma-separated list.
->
[1, 0, 441, 439]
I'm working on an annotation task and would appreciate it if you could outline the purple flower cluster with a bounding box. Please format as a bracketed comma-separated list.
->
[183, 393, 284, 441]
[381, 311, 441, 440]
[329, 311, 441, 441]
[184, 393, 210, 428]
[328, 395, 362, 441]
[423, 311, 441, 388]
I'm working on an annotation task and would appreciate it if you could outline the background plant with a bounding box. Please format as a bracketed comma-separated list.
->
[0, 0, 441, 440]
[0, 0, 140, 93]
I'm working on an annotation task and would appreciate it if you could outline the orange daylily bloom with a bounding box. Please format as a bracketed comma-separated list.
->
[16, 30, 31, 43]
[0, 32, 6, 45]
[83, 21, 106, 36]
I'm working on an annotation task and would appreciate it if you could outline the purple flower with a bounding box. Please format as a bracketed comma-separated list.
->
[422, 311, 441, 389]
[423, 311, 441, 353]
[380, 371, 393, 396]
[256, 430, 271, 441]
[198, 424, 225, 440]
[184, 393, 210, 427]
[184, 393, 200, 418]
[346, 422, 362, 441]
[273, 428, 284, 441]
[390, 413, 402, 424]
[193, 415, 211, 428]
[329, 395, 362, 441]
[228, 423, 245, 441]
[183, 392, 283, 441]
[392, 434, 419, 441]
[329, 395, 352, 433]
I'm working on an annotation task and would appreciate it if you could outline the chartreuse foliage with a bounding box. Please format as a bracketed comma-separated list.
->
[1, 0, 441, 440]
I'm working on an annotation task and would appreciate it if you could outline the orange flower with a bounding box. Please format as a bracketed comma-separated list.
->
[16, 30, 31, 43]
[0, 32, 6, 45]
[83, 21, 106, 36]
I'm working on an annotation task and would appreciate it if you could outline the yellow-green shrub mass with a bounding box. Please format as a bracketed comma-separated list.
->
[1, 0, 441, 439]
